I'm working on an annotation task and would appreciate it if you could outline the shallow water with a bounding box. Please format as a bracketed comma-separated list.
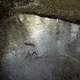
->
[1, 14, 80, 80]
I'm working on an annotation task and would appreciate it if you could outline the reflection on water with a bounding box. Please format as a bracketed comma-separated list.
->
[1, 14, 80, 80]
[18, 14, 80, 56]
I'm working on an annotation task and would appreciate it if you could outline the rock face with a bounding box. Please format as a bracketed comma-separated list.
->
[14, 0, 80, 23]
[0, 0, 80, 23]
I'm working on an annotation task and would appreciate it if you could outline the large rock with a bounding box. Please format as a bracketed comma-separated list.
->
[0, 0, 80, 23]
